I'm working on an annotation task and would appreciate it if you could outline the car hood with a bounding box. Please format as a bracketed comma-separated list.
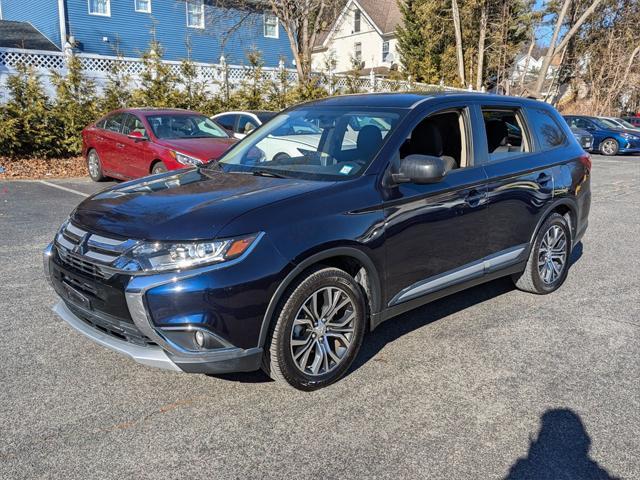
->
[72, 168, 332, 240]
[158, 137, 237, 161]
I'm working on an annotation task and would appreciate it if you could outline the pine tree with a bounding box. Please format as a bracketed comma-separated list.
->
[0, 63, 56, 158]
[100, 54, 132, 112]
[396, 0, 429, 82]
[131, 40, 180, 108]
[51, 54, 98, 156]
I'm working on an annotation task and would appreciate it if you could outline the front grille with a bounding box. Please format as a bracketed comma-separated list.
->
[67, 302, 156, 347]
[54, 222, 138, 280]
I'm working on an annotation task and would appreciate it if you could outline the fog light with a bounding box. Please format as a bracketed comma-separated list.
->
[194, 330, 205, 348]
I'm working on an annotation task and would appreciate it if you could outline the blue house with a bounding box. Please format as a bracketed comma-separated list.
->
[0, 0, 294, 67]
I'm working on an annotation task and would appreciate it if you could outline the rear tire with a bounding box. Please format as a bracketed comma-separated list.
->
[512, 213, 572, 294]
[151, 162, 168, 175]
[87, 149, 106, 182]
[262, 267, 367, 391]
[600, 137, 619, 156]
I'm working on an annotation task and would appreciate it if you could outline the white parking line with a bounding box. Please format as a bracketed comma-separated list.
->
[38, 180, 89, 197]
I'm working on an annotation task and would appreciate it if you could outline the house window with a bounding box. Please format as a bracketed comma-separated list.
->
[88, 0, 110, 16]
[186, 0, 205, 29]
[354, 9, 361, 32]
[264, 12, 279, 38]
[134, 0, 151, 13]
[354, 42, 362, 63]
[382, 41, 390, 62]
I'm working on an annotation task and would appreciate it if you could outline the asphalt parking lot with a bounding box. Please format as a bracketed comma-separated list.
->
[1, 155, 639, 479]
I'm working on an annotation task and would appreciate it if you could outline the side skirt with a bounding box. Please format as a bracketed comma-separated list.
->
[370, 261, 526, 330]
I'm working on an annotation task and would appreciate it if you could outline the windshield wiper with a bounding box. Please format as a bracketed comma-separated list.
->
[251, 169, 288, 179]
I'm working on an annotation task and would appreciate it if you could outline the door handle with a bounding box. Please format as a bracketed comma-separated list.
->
[116, 143, 125, 149]
[464, 189, 486, 207]
[537, 173, 552, 185]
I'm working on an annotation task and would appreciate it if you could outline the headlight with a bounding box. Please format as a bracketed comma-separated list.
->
[621, 133, 639, 140]
[122, 233, 261, 273]
[171, 151, 203, 166]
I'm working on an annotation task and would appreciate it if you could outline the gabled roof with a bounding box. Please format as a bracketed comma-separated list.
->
[0, 20, 60, 51]
[315, 0, 402, 50]
[357, 0, 402, 35]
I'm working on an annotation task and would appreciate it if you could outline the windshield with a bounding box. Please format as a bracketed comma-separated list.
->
[218, 107, 404, 181]
[593, 118, 620, 129]
[147, 114, 229, 139]
[614, 118, 636, 129]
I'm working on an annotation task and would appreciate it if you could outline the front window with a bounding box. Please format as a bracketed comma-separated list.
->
[134, 0, 151, 13]
[186, 0, 205, 29]
[88, 0, 110, 16]
[354, 42, 362, 63]
[217, 107, 404, 181]
[264, 12, 279, 38]
[382, 41, 390, 62]
[146, 114, 229, 139]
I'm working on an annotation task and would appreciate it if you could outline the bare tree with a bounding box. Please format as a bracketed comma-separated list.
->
[533, 0, 605, 97]
[451, 0, 466, 86]
[266, 0, 343, 87]
[475, 0, 488, 91]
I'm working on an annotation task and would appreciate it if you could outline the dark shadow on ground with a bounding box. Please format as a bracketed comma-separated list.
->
[505, 408, 619, 480]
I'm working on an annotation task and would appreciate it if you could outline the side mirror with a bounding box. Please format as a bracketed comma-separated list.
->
[128, 131, 147, 142]
[393, 154, 448, 185]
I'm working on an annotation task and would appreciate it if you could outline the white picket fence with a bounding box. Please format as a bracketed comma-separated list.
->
[0, 46, 469, 102]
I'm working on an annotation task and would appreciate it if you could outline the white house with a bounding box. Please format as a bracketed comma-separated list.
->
[312, 0, 401, 75]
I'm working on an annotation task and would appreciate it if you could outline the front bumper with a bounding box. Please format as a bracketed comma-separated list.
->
[44, 242, 275, 374]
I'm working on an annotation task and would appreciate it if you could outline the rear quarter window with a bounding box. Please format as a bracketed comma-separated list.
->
[527, 108, 567, 151]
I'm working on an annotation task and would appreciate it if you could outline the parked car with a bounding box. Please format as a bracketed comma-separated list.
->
[45, 93, 591, 390]
[599, 116, 640, 133]
[622, 116, 640, 128]
[563, 115, 640, 156]
[82, 108, 237, 181]
[570, 127, 594, 151]
[212, 110, 277, 139]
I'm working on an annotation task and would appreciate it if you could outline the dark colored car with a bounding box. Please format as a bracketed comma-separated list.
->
[563, 115, 640, 156]
[622, 116, 640, 128]
[82, 108, 237, 181]
[570, 127, 593, 151]
[45, 93, 591, 390]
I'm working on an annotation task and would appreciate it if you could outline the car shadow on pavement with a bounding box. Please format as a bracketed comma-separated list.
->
[505, 408, 620, 480]
[209, 242, 585, 385]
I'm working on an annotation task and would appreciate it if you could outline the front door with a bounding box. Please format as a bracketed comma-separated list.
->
[120, 113, 152, 178]
[382, 105, 491, 307]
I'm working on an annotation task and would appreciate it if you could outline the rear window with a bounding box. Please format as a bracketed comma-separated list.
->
[527, 108, 567, 151]
[481, 107, 531, 162]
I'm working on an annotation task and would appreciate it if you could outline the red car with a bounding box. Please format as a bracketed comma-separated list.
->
[82, 108, 237, 181]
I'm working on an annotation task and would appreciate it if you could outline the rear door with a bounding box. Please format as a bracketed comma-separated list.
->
[480, 103, 565, 263]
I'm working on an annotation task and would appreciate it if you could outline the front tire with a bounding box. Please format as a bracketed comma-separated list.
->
[87, 149, 106, 182]
[600, 137, 619, 156]
[263, 267, 367, 391]
[513, 213, 571, 294]
[151, 162, 168, 175]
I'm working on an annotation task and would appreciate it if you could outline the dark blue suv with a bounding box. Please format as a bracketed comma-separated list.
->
[563, 115, 640, 156]
[44, 93, 591, 390]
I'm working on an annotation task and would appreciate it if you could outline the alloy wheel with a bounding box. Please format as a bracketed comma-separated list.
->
[601, 139, 618, 155]
[537, 225, 568, 285]
[88, 151, 100, 178]
[290, 286, 356, 376]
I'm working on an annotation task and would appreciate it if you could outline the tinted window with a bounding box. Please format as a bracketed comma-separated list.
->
[481, 108, 530, 162]
[216, 114, 237, 132]
[527, 108, 566, 150]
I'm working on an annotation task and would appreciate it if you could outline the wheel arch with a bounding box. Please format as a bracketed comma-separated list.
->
[149, 159, 164, 173]
[529, 198, 579, 251]
[257, 247, 382, 348]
